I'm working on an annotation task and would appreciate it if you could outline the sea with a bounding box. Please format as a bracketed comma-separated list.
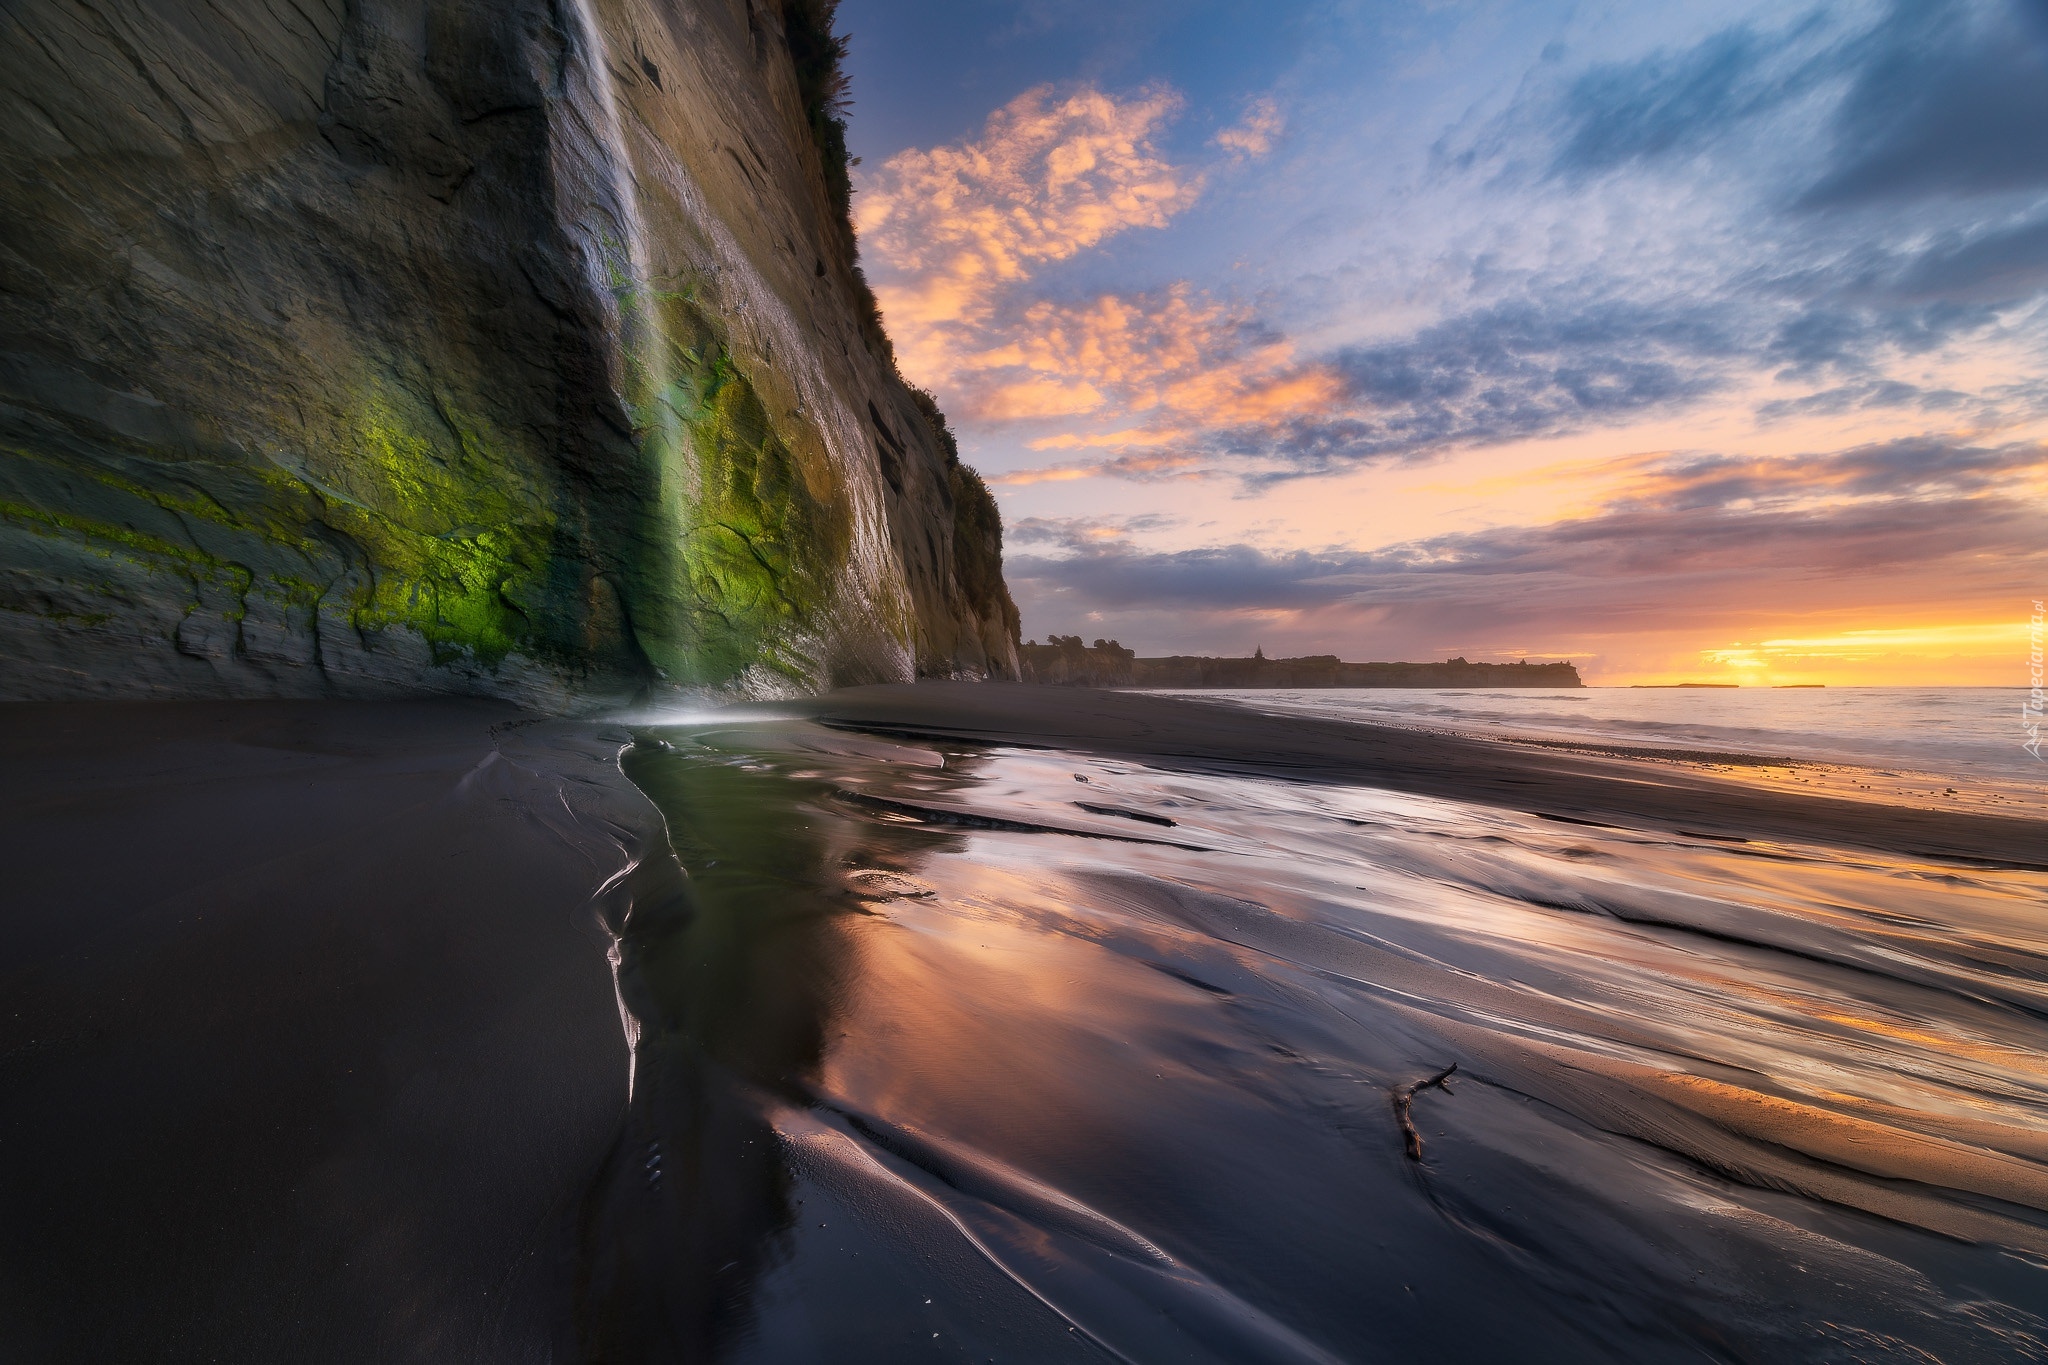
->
[596, 687, 2048, 1362]
[1162, 686, 2048, 810]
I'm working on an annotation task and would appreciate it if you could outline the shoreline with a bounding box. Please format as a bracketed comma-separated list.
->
[620, 685, 2048, 1360]
[1124, 681, 2048, 816]
[6, 685, 2041, 1353]
[787, 683, 2048, 870]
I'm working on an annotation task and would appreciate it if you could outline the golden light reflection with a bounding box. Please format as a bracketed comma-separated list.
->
[1703, 623, 2033, 660]
[1662, 622, 2035, 686]
[820, 855, 1217, 1158]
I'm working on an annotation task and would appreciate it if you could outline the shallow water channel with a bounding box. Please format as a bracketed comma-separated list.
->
[583, 713, 2048, 1362]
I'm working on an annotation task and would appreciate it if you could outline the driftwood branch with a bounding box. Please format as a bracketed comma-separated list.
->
[1393, 1063, 1458, 1161]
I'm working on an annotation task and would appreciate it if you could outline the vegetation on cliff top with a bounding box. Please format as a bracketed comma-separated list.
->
[780, 4, 1021, 656]
[782, 0, 854, 226]
[781, 0, 895, 366]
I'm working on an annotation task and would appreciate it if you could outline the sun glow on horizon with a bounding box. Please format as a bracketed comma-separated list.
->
[846, 5, 2048, 689]
[1566, 621, 2034, 688]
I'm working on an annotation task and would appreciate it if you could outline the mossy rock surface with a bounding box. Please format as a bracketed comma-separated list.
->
[0, 0, 1013, 702]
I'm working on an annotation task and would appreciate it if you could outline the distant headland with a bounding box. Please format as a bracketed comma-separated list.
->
[1020, 637, 1583, 689]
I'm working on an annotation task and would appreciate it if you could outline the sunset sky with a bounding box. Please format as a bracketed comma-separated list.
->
[838, 0, 2048, 684]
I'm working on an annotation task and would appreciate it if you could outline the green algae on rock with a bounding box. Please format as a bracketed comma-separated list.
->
[0, 0, 1018, 704]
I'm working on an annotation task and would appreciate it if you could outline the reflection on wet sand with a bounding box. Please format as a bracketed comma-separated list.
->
[578, 737, 885, 1359]
[589, 715, 2048, 1362]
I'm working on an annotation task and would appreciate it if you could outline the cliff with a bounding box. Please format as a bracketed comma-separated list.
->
[0, 0, 1019, 704]
[1018, 635, 1138, 687]
[1020, 640, 1582, 688]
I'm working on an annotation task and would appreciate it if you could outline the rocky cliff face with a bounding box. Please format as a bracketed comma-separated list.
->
[0, 0, 1019, 704]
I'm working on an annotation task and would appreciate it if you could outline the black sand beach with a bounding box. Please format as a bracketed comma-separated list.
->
[799, 683, 2048, 869]
[0, 701, 668, 1361]
[5, 687, 2047, 1360]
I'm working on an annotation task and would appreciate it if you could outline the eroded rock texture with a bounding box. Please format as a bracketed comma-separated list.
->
[0, 0, 1019, 703]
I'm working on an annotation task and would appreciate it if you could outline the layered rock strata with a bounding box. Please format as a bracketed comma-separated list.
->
[0, 0, 1018, 703]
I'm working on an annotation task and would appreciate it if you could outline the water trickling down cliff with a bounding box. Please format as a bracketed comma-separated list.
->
[0, 0, 1020, 704]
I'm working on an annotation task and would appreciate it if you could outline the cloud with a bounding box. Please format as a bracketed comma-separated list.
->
[1010, 512, 1181, 548]
[1162, 295, 1745, 480]
[988, 451, 1208, 486]
[1028, 426, 1178, 450]
[856, 84, 1204, 378]
[978, 376, 1107, 419]
[858, 84, 1199, 276]
[1753, 378, 1968, 422]
[856, 84, 1342, 463]
[1756, 292, 2018, 384]
[989, 464, 1099, 486]
[1700, 622, 2033, 667]
[967, 284, 1341, 430]
[1007, 437, 2048, 650]
[1547, 22, 1831, 177]
[1535, 0, 2048, 208]
[1799, 0, 2048, 207]
[1601, 435, 2047, 507]
[1388, 0, 2048, 473]
[1100, 451, 1209, 480]
[1340, 294, 1733, 408]
[985, 274, 2031, 483]
[972, 286, 1255, 398]
[1888, 211, 2048, 303]
[862, 5, 2048, 500]
[1214, 97, 1284, 160]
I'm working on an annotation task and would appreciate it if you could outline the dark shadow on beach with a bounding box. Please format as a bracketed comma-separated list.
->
[576, 736, 972, 1359]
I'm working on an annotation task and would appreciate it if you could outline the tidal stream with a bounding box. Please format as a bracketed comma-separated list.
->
[580, 712, 2048, 1362]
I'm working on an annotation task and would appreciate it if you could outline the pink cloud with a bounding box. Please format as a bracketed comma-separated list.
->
[1213, 97, 1285, 160]
[856, 84, 1345, 471]
[857, 84, 1204, 382]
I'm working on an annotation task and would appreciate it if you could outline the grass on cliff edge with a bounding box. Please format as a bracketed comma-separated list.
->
[782, 0, 895, 370]
[781, 0, 1020, 655]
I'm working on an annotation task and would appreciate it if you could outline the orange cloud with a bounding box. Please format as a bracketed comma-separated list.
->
[856, 85, 1337, 479]
[980, 285, 1344, 436]
[979, 377, 1107, 420]
[994, 287, 1235, 394]
[1157, 349, 1344, 424]
[1102, 452, 1207, 479]
[857, 85, 1204, 380]
[987, 452, 1208, 486]
[1214, 97, 1284, 160]
[988, 465, 1100, 487]
[1026, 428, 1173, 451]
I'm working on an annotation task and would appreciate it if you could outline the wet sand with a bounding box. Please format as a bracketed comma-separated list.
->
[612, 690, 2048, 1361]
[6, 686, 2045, 1361]
[0, 700, 664, 1362]
[795, 683, 2048, 868]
